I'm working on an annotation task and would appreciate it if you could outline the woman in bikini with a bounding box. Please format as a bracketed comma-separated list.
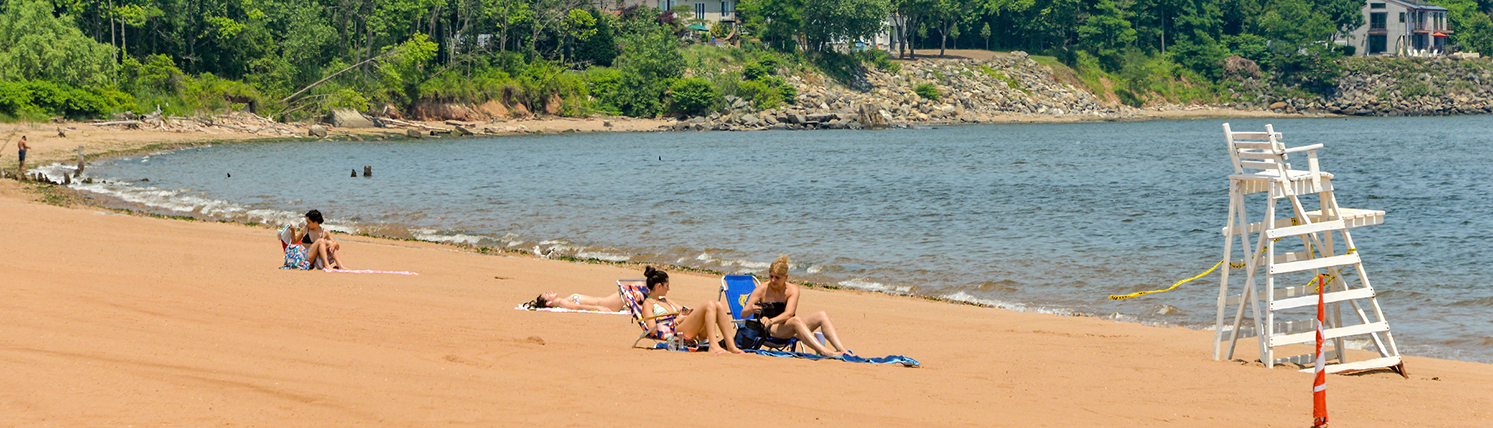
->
[524, 291, 625, 312]
[639, 266, 743, 354]
[740, 255, 852, 356]
[291, 209, 344, 270]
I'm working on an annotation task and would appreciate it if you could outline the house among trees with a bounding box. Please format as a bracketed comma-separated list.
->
[1348, 0, 1452, 56]
[626, 0, 739, 25]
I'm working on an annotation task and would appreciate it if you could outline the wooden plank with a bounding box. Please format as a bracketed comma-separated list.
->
[1273, 287, 1375, 311]
[1297, 356, 1402, 374]
[1271, 321, 1389, 347]
[1222, 318, 1317, 338]
[1221, 210, 1382, 236]
[1239, 160, 1281, 170]
[1228, 131, 1282, 140]
[1233, 141, 1278, 150]
[1270, 253, 1360, 275]
[1274, 349, 1341, 366]
[1223, 280, 1315, 306]
[1266, 219, 1346, 239]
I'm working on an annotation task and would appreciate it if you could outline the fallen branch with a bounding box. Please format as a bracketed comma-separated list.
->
[90, 120, 143, 126]
[281, 48, 400, 104]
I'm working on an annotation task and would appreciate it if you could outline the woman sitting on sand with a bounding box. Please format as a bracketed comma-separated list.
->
[523, 291, 625, 312]
[287, 209, 344, 270]
[741, 255, 852, 356]
[640, 266, 743, 354]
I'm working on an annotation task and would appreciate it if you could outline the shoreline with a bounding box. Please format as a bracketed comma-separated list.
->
[3, 107, 1324, 170]
[2, 176, 1491, 426]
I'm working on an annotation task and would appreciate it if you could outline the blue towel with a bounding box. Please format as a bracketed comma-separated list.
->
[744, 349, 920, 367]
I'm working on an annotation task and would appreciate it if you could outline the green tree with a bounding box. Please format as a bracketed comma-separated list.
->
[980, 21, 992, 50]
[0, 0, 117, 87]
[1078, 0, 1137, 70]
[739, 0, 805, 51]
[801, 0, 892, 51]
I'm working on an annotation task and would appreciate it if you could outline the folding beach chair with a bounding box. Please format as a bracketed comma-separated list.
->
[718, 274, 799, 352]
[618, 279, 690, 351]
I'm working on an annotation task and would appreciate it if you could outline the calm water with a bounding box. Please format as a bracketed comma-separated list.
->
[71, 116, 1493, 363]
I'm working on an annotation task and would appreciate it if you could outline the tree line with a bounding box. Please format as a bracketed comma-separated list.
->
[2, 0, 1493, 120]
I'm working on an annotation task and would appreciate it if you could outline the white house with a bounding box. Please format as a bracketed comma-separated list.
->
[1347, 0, 1452, 56]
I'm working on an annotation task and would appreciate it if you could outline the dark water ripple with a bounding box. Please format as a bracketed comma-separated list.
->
[77, 115, 1493, 363]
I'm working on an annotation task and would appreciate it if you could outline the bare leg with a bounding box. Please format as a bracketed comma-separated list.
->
[305, 240, 327, 268]
[797, 311, 848, 353]
[707, 301, 743, 353]
[774, 317, 841, 356]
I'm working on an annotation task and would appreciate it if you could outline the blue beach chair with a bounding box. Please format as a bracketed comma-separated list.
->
[718, 274, 799, 352]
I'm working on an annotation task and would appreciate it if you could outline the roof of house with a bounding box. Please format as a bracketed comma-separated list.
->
[1379, 0, 1449, 11]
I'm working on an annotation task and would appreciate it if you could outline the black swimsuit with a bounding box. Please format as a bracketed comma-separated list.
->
[759, 302, 787, 319]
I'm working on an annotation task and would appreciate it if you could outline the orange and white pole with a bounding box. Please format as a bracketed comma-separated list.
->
[1312, 275, 1329, 428]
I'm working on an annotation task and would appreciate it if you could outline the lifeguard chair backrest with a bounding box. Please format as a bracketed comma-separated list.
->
[1222, 123, 1288, 175]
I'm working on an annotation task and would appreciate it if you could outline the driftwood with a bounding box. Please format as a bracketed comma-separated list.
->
[90, 120, 143, 127]
[281, 48, 400, 104]
[379, 118, 450, 133]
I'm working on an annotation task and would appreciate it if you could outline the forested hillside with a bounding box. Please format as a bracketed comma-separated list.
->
[1, 0, 1491, 122]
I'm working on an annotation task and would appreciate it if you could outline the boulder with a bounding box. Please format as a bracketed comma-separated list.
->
[453, 126, 474, 136]
[308, 125, 328, 137]
[1269, 102, 1288, 110]
[330, 109, 375, 128]
[405, 128, 423, 138]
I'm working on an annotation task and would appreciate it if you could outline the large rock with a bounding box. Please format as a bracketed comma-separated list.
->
[308, 125, 328, 137]
[330, 109, 375, 128]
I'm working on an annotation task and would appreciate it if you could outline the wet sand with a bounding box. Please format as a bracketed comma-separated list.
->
[1, 178, 1489, 427]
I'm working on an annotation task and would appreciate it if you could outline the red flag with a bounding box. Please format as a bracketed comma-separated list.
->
[1312, 275, 1329, 428]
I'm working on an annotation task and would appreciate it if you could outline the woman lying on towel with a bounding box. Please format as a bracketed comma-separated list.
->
[523, 291, 625, 312]
[641, 267, 744, 354]
[741, 255, 853, 357]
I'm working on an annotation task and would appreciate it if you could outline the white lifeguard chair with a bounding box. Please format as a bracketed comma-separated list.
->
[1215, 123, 1405, 376]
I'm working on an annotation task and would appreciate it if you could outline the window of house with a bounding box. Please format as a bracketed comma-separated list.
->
[694, 2, 705, 20]
[721, 1, 734, 20]
[661, 0, 673, 12]
[1370, 3, 1385, 8]
[1369, 34, 1387, 54]
[1370, 13, 1387, 29]
[1399, 12, 1405, 23]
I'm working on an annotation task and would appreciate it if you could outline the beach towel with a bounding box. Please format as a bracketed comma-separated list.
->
[321, 269, 419, 275]
[743, 349, 920, 367]
[514, 305, 629, 315]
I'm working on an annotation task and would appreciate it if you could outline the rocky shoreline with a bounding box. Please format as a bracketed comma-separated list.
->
[1225, 56, 1493, 116]
[669, 52, 1142, 131]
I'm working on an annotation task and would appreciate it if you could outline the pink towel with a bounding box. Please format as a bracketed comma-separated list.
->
[322, 269, 419, 275]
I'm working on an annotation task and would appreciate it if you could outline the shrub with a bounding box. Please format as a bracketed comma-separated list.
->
[743, 62, 771, 80]
[667, 77, 717, 114]
[855, 49, 900, 73]
[914, 83, 940, 101]
[1114, 88, 1145, 107]
[0, 80, 117, 119]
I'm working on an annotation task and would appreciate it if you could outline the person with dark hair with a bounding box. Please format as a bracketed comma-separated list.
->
[16, 135, 28, 172]
[639, 266, 743, 354]
[523, 291, 625, 312]
[288, 209, 344, 270]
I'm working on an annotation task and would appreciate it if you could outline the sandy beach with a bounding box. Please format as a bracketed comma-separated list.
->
[2, 168, 1491, 427]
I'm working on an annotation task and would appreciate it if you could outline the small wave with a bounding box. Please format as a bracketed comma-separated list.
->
[575, 250, 631, 262]
[838, 278, 913, 294]
[409, 228, 485, 245]
[1449, 296, 1493, 308]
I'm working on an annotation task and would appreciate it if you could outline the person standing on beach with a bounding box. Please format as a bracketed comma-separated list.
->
[740, 255, 853, 356]
[16, 135, 28, 172]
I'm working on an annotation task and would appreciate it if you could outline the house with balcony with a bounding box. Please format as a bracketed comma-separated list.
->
[611, 0, 737, 24]
[1347, 0, 1452, 56]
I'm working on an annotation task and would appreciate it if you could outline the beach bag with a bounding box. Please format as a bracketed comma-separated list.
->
[733, 318, 767, 350]
[282, 244, 310, 270]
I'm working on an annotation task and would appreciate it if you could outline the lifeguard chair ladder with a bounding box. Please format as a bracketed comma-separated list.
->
[1214, 124, 1405, 375]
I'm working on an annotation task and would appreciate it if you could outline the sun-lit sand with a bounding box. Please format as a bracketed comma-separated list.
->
[2, 172, 1490, 427]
